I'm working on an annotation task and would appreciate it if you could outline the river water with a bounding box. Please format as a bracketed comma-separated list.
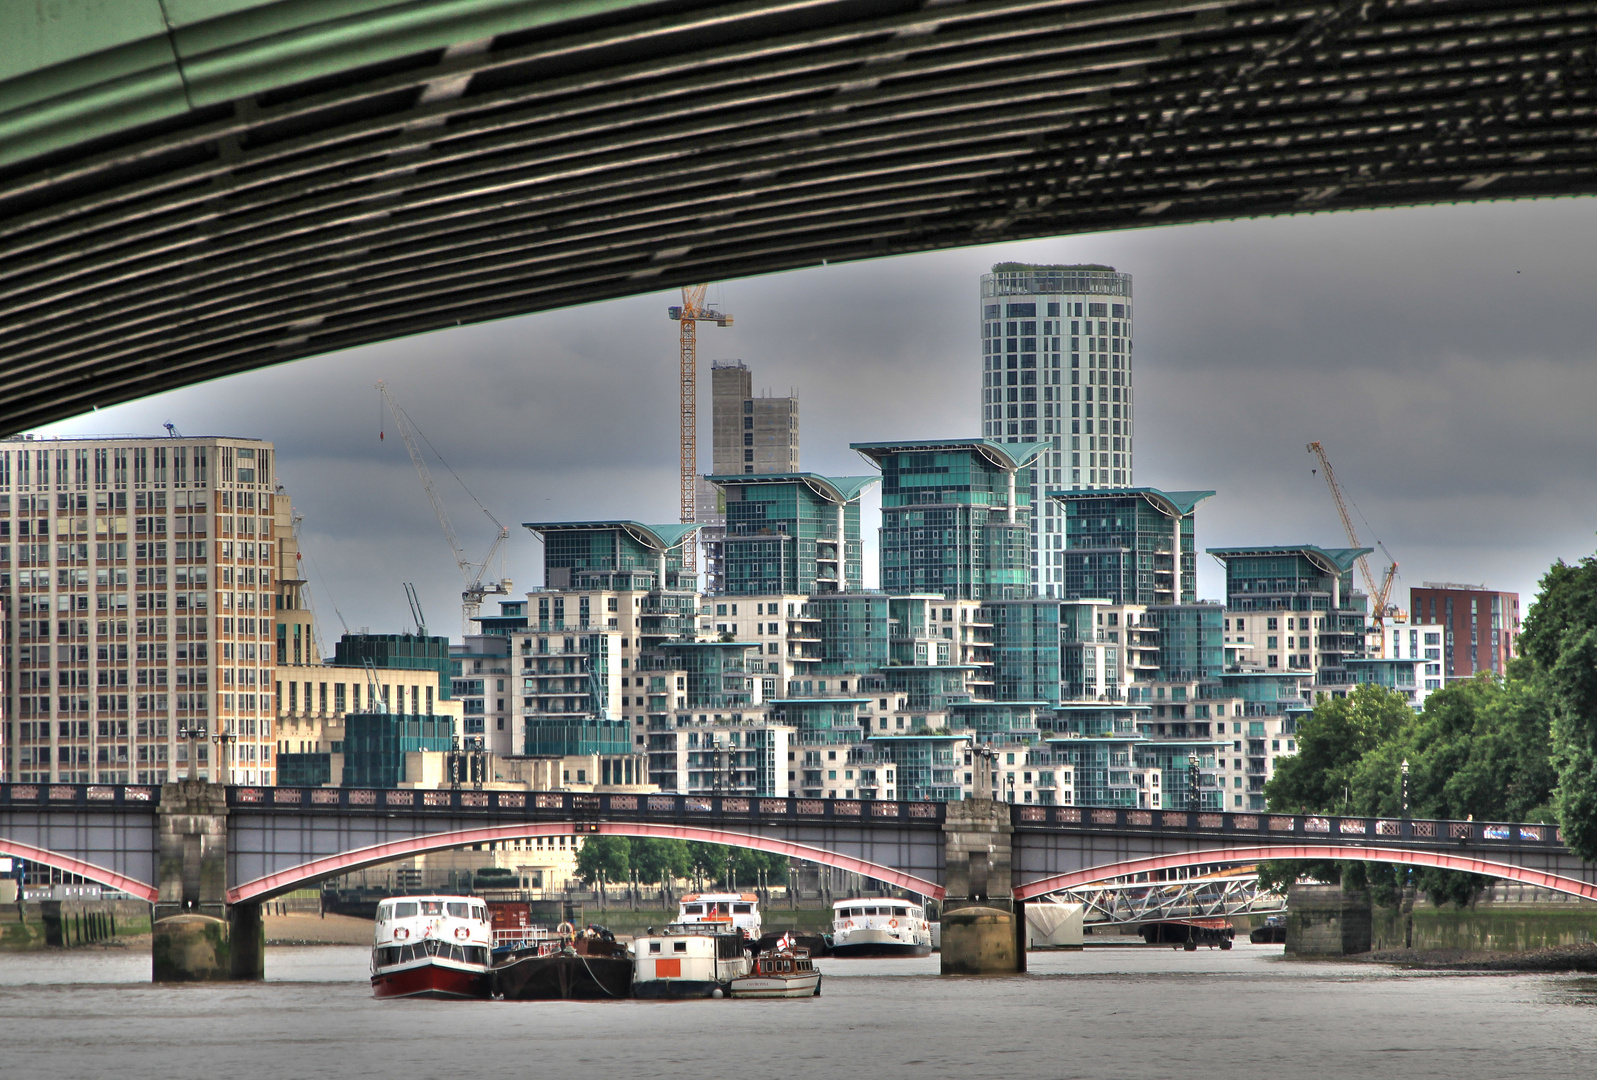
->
[2, 943, 1595, 1079]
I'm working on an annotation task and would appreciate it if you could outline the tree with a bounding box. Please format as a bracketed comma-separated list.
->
[630, 838, 693, 883]
[1513, 553, 1597, 861]
[574, 835, 629, 886]
[1264, 683, 1414, 814]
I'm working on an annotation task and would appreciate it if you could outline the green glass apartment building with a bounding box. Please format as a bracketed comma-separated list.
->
[1054, 488, 1212, 605]
[705, 473, 874, 596]
[852, 438, 1048, 601]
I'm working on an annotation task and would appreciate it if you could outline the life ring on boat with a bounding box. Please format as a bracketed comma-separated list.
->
[454, 926, 470, 940]
[888, 919, 898, 929]
[556, 921, 576, 936]
[843, 919, 854, 929]
[393, 927, 409, 940]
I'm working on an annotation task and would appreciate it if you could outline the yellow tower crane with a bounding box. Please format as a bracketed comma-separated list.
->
[1306, 441, 1403, 643]
[668, 284, 733, 569]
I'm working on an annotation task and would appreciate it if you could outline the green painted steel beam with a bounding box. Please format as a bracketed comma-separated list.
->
[0, 0, 658, 169]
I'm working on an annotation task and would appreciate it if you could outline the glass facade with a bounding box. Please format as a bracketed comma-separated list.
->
[853, 440, 1045, 600]
[1147, 603, 1224, 682]
[710, 474, 870, 595]
[1057, 489, 1210, 605]
[333, 633, 453, 699]
[980, 263, 1134, 597]
[341, 711, 455, 787]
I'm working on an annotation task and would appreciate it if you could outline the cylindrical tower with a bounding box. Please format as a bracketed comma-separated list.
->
[979, 263, 1134, 597]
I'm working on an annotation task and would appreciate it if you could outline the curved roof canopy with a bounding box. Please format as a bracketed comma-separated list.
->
[1207, 544, 1373, 579]
[850, 438, 1051, 472]
[2, 1, 1594, 435]
[705, 472, 878, 505]
[522, 520, 700, 553]
[1050, 487, 1215, 517]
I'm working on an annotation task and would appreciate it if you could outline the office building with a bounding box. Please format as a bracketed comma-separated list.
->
[1408, 582, 1519, 679]
[3, 433, 287, 785]
[1054, 487, 1212, 605]
[851, 438, 1046, 601]
[980, 262, 1135, 596]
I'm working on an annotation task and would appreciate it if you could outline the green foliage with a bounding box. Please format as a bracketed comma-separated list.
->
[630, 838, 693, 882]
[1264, 683, 1413, 814]
[574, 835, 630, 885]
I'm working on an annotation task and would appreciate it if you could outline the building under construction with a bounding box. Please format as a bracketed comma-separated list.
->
[698, 360, 801, 593]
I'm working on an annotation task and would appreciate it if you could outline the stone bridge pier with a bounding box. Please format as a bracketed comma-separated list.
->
[153, 781, 262, 981]
[939, 798, 1025, 975]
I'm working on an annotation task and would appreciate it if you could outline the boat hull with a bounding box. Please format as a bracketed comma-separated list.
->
[371, 959, 492, 999]
[828, 940, 932, 958]
[729, 973, 821, 998]
[495, 953, 633, 1000]
[633, 979, 732, 999]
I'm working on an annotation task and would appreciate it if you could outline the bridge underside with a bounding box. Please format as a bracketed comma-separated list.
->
[3, 0, 1595, 433]
[227, 815, 946, 904]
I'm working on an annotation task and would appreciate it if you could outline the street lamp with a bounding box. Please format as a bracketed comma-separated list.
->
[1400, 758, 1410, 819]
[212, 728, 238, 784]
[176, 721, 206, 782]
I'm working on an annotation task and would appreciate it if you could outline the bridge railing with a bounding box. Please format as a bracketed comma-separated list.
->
[1010, 805, 1566, 849]
[0, 783, 161, 808]
[224, 786, 947, 826]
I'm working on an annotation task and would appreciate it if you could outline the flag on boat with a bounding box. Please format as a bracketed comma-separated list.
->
[778, 932, 793, 950]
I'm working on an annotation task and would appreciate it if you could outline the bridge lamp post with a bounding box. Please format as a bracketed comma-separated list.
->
[1400, 759, 1410, 819]
[1187, 752, 1201, 813]
[176, 722, 206, 782]
[212, 730, 238, 784]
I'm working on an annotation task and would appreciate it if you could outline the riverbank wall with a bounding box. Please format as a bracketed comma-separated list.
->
[0, 900, 152, 950]
[1286, 883, 1597, 957]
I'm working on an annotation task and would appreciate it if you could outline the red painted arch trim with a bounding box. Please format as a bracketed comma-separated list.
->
[0, 837, 158, 903]
[1013, 845, 1597, 902]
[228, 821, 945, 904]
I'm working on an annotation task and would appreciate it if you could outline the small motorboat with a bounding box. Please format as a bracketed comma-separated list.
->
[729, 936, 821, 999]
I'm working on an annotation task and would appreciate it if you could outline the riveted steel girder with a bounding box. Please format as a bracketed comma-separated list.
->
[2, 0, 1596, 434]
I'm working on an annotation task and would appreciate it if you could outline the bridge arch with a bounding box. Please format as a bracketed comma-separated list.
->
[229, 820, 945, 905]
[0, 837, 158, 903]
[1014, 845, 1597, 903]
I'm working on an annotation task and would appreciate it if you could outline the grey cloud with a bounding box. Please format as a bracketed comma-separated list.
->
[52, 197, 1597, 637]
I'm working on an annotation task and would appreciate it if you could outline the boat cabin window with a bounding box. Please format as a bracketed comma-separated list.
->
[447, 902, 469, 918]
[683, 904, 703, 914]
[733, 903, 752, 914]
[421, 901, 444, 916]
[649, 942, 662, 953]
[674, 941, 688, 952]
[393, 902, 418, 918]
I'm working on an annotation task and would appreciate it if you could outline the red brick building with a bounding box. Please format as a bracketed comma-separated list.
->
[1408, 583, 1519, 679]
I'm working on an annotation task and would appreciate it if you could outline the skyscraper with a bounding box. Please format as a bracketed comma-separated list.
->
[980, 263, 1134, 597]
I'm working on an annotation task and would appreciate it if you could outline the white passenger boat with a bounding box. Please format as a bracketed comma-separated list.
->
[632, 922, 752, 999]
[371, 895, 494, 999]
[673, 891, 762, 939]
[729, 938, 822, 998]
[829, 897, 933, 958]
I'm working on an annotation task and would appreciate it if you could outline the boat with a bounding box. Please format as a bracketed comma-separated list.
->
[632, 922, 752, 999]
[729, 938, 822, 998]
[1250, 915, 1287, 945]
[494, 924, 634, 1000]
[371, 895, 494, 999]
[673, 892, 762, 940]
[829, 897, 933, 958]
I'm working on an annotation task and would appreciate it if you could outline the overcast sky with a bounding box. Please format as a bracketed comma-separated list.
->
[43, 196, 1597, 648]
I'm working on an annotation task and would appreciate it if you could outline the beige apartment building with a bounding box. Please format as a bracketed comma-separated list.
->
[2, 434, 289, 785]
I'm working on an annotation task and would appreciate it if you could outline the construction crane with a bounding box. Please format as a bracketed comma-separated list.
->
[667, 284, 732, 570]
[1306, 441, 1402, 626]
[377, 380, 511, 635]
[404, 582, 427, 637]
